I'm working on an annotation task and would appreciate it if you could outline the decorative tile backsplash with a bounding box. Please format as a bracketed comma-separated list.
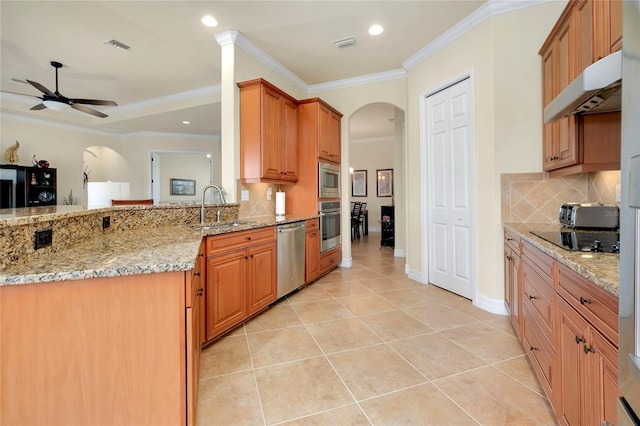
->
[238, 182, 277, 217]
[501, 171, 620, 223]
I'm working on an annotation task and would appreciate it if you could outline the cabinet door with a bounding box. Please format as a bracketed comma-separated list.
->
[329, 110, 341, 163]
[262, 86, 283, 180]
[588, 328, 619, 426]
[305, 229, 320, 282]
[511, 252, 521, 337]
[504, 245, 513, 316]
[541, 44, 557, 171]
[318, 102, 333, 162]
[558, 299, 589, 426]
[281, 96, 299, 181]
[608, 0, 622, 53]
[246, 241, 277, 315]
[576, 0, 594, 71]
[556, 17, 578, 169]
[206, 250, 247, 340]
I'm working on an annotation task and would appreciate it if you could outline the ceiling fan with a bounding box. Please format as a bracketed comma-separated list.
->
[9, 61, 117, 118]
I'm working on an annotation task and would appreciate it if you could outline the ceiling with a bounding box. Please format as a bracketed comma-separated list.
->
[0, 1, 488, 139]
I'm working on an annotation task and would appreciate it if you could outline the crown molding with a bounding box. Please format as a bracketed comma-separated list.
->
[308, 69, 407, 94]
[214, 30, 238, 47]
[113, 85, 221, 113]
[0, 111, 217, 140]
[403, 0, 548, 70]
[230, 31, 309, 93]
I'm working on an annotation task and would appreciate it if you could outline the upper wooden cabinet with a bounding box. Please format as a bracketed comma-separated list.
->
[299, 98, 343, 164]
[539, 0, 622, 176]
[238, 78, 299, 184]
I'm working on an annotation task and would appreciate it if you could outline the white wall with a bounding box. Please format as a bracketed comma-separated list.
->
[405, 1, 566, 301]
[0, 115, 220, 204]
[157, 152, 212, 203]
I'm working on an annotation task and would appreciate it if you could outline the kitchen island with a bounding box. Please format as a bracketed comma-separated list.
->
[0, 205, 317, 425]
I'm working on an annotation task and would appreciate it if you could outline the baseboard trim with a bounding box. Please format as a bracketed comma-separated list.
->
[340, 257, 353, 268]
[407, 268, 424, 283]
[474, 293, 508, 315]
[394, 248, 405, 258]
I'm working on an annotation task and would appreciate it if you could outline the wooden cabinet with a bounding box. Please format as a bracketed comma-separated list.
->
[319, 246, 341, 277]
[0, 272, 195, 425]
[504, 230, 522, 338]
[298, 98, 342, 165]
[187, 249, 204, 425]
[305, 218, 321, 282]
[539, 0, 622, 176]
[205, 227, 277, 341]
[504, 226, 620, 425]
[557, 295, 619, 426]
[238, 78, 298, 184]
[16, 166, 57, 206]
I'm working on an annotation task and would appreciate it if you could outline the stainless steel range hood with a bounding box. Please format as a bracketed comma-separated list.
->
[544, 50, 622, 123]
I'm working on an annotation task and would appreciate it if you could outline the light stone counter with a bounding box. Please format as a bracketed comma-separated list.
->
[504, 222, 619, 297]
[0, 210, 318, 286]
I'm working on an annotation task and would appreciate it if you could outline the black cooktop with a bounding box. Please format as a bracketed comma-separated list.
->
[530, 229, 620, 253]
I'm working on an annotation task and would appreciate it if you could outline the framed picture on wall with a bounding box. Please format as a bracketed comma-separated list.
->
[352, 170, 367, 197]
[170, 178, 196, 196]
[376, 169, 393, 197]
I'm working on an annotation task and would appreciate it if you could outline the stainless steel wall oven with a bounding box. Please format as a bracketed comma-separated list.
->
[319, 201, 341, 252]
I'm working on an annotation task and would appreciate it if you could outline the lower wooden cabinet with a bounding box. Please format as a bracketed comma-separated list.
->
[504, 228, 619, 425]
[0, 271, 195, 425]
[305, 218, 320, 282]
[204, 227, 277, 342]
[504, 230, 522, 337]
[319, 245, 341, 277]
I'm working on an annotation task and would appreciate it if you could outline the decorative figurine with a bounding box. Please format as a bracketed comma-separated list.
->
[4, 141, 19, 163]
[32, 155, 38, 166]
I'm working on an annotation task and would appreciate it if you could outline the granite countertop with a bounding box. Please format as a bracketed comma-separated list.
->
[504, 222, 619, 297]
[0, 213, 317, 286]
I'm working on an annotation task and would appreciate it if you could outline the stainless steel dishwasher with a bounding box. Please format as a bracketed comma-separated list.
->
[277, 220, 306, 298]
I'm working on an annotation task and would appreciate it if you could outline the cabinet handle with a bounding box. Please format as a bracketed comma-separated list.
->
[583, 345, 595, 354]
[506, 255, 513, 261]
[506, 238, 514, 241]
[246, 236, 252, 241]
[529, 346, 538, 352]
[196, 288, 203, 297]
[575, 336, 586, 344]
[528, 294, 537, 300]
[579, 297, 592, 305]
[198, 253, 204, 257]
[193, 272, 201, 277]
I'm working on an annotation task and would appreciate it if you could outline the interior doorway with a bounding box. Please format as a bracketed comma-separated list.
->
[422, 76, 475, 299]
[149, 150, 214, 204]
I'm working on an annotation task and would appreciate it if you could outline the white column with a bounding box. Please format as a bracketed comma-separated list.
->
[215, 30, 239, 202]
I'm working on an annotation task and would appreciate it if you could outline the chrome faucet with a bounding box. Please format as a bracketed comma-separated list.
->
[201, 184, 226, 224]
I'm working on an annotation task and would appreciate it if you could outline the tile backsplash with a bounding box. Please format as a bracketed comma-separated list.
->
[238, 182, 277, 217]
[501, 171, 620, 223]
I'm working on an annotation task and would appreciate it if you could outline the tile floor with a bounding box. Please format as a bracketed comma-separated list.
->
[196, 232, 557, 425]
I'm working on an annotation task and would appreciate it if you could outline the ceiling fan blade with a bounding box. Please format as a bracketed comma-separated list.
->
[25, 79, 55, 96]
[71, 103, 108, 118]
[30, 103, 47, 110]
[69, 98, 117, 106]
[0, 90, 42, 99]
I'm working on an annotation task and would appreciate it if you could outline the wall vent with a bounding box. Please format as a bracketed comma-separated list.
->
[103, 39, 131, 51]
[332, 37, 357, 48]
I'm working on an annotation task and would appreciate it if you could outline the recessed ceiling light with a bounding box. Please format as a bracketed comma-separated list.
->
[182, 121, 190, 125]
[201, 15, 218, 27]
[369, 24, 384, 36]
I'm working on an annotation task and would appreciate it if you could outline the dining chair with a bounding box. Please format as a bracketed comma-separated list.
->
[351, 202, 362, 241]
[358, 202, 367, 236]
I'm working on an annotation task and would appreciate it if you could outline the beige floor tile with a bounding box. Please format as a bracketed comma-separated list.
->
[244, 303, 303, 333]
[357, 276, 413, 292]
[358, 309, 433, 342]
[199, 334, 252, 379]
[378, 287, 447, 308]
[247, 325, 322, 368]
[403, 303, 479, 331]
[255, 356, 354, 425]
[306, 317, 382, 354]
[341, 269, 385, 282]
[291, 298, 355, 324]
[336, 293, 398, 316]
[443, 297, 504, 321]
[279, 404, 370, 425]
[359, 383, 478, 425]
[494, 355, 546, 397]
[484, 316, 519, 338]
[440, 322, 525, 363]
[434, 366, 556, 425]
[390, 333, 487, 380]
[286, 282, 333, 303]
[197, 371, 263, 425]
[328, 344, 427, 401]
[320, 281, 372, 297]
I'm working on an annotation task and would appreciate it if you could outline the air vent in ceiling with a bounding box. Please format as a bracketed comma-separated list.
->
[103, 39, 131, 51]
[333, 37, 357, 48]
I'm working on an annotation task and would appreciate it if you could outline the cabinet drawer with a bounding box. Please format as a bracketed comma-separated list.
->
[522, 258, 555, 336]
[319, 246, 341, 274]
[206, 227, 276, 256]
[522, 241, 553, 282]
[306, 218, 319, 231]
[504, 229, 520, 253]
[522, 302, 555, 400]
[557, 263, 618, 343]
